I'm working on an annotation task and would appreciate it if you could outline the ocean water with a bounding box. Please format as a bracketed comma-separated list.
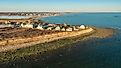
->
[41, 13, 121, 68]
[1, 13, 121, 68]
[42, 13, 121, 29]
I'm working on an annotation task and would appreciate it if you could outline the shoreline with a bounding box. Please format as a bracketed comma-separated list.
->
[0, 27, 94, 52]
[0, 27, 115, 63]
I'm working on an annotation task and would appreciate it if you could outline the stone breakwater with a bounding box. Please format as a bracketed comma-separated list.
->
[0, 28, 94, 52]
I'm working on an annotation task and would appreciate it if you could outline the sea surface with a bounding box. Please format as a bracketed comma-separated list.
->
[1, 13, 121, 68]
[42, 13, 121, 68]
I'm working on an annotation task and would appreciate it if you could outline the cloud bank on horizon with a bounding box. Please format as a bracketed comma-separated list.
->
[0, 0, 121, 12]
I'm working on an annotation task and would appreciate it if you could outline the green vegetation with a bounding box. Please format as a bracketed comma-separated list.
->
[0, 30, 95, 64]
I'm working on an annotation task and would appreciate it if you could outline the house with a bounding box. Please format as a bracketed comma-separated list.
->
[47, 27, 53, 30]
[21, 23, 33, 28]
[54, 26, 61, 31]
[63, 23, 67, 27]
[72, 26, 79, 31]
[66, 27, 73, 32]
[79, 25, 86, 29]
[48, 24, 56, 27]
[61, 27, 66, 31]
[36, 25, 44, 30]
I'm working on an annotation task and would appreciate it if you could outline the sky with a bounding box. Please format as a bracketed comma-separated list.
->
[0, 0, 121, 12]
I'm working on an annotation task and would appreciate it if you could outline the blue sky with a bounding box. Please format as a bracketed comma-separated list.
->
[0, 0, 121, 12]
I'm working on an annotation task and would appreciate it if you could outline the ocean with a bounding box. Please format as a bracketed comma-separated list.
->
[41, 13, 121, 68]
[42, 12, 121, 29]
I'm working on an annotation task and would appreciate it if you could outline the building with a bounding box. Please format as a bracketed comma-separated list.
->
[79, 25, 86, 29]
[36, 25, 44, 30]
[54, 26, 61, 31]
[72, 26, 79, 31]
[21, 23, 33, 28]
[66, 27, 73, 31]
[61, 28, 66, 31]
[47, 27, 53, 30]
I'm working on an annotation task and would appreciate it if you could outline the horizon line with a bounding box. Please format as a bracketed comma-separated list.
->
[0, 11, 121, 13]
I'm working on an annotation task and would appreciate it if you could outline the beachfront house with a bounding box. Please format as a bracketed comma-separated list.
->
[66, 27, 73, 32]
[78, 25, 86, 30]
[5, 21, 9, 24]
[21, 23, 33, 28]
[36, 25, 44, 30]
[61, 27, 66, 31]
[48, 24, 56, 27]
[72, 26, 79, 31]
[54, 26, 61, 31]
[47, 27, 53, 30]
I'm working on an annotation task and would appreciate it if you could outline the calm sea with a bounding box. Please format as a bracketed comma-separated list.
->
[42, 12, 121, 29]
[42, 13, 121, 68]
[1, 13, 121, 68]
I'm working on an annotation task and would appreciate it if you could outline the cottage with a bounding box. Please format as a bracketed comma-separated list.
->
[21, 23, 33, 28]
[66, 27, 73, 32]
[48, 24, 56, 27]
[61, 28, 66, 31]
[54, 26, 61, 31]
[36, 25, 44, 30]
[47, 27, 53, 30]
[79, 25, 86, 29]
[63, 23, 67, 27]
[72, 26, 79, 31]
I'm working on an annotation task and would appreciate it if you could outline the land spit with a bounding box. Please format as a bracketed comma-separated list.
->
[0, 27, 115, 63]
[0, 27, 94, 52]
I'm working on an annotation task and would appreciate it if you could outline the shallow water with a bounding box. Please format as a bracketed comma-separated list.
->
[1, 13, 121, 68]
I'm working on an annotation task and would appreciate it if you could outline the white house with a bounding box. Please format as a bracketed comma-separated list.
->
[21, 23, 33, 28]
[54, 26, 61, 31]
[73, 26, 79, 31]
[48, 24, 56, 27]
[36, 25, 44, 30]
[66, 27, 73, 32]
[47, 27, 53, 30]
[61, 28, 66, 31]
[79, 25, 86, 29]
